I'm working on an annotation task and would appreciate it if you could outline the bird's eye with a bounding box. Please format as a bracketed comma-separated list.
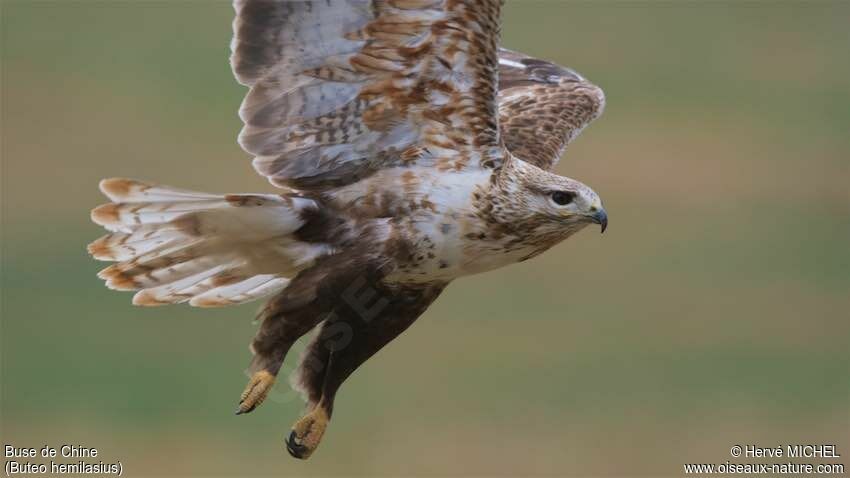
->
[550, 191, 575, 206]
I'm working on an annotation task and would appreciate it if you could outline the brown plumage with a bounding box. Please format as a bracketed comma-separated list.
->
[88, 0, 609, 459]
[498, 48, 606, 170]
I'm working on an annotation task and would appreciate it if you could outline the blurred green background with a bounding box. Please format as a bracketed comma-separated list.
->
[2, 1, 849, 476]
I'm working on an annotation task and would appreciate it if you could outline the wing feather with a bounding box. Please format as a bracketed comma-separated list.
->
[231, 0, 504, 191]
[498, 48, 605, 171]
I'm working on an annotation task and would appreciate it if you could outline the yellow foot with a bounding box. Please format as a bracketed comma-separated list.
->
[235, 370, 275, 415]
[285, 406, 329, 459]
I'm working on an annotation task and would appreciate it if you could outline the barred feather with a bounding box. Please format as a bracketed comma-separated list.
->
[230, 0, 505, 191]
[89, 178, 327, 307]
[497, 48, 606, 171]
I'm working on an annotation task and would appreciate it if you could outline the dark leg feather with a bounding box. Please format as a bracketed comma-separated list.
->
[235, 294, 329, 415]
[235, 255, 347, 415]
[236, 240, 380, 415]
[285, 279, 445, 459]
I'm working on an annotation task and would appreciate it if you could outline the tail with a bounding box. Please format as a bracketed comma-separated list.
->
[89, 178, 328, 307]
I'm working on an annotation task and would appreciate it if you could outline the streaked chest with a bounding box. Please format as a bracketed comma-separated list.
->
[330, 168, 543, 283]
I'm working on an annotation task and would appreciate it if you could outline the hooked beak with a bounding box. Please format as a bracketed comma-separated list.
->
[589, 208, 608, 233]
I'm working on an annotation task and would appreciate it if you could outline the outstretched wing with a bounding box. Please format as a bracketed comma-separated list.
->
[231, 0, 504, 191]
[497, 48, 605, 171]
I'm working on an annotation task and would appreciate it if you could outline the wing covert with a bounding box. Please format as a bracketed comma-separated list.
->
[231, 0, 504, 191]
[498, 48, 605, 171]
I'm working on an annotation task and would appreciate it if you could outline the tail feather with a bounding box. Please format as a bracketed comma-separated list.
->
[131, 262, 237, 306]
[189, 275, 290, 308]
[92, 200, 238, 230]
[97, 246, 215, 291]
[99, 177, 219, 203]
[88, 225, 188, 261]
[89, 178, 325, 307]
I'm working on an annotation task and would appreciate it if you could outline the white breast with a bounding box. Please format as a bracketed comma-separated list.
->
[330, 167, 530, 284]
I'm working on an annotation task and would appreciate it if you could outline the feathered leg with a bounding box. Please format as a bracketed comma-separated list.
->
[234, 239, 371, 415]
[285, 281, 445, 459]
[236, 293, 329, 415]
[235, 259, 341, 415]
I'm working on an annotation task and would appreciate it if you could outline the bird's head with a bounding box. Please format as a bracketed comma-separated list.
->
[537, 173, 607, 233]
[490, 158, 607, 244]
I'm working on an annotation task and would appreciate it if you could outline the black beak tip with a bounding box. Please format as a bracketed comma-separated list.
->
[592, 209, 608, 234]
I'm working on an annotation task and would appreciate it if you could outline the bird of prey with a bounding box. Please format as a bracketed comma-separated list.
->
[89, 0, 607, 459]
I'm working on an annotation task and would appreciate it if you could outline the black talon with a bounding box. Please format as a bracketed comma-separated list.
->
[285, 430, 308, 459]
[235, 401, 255, 415]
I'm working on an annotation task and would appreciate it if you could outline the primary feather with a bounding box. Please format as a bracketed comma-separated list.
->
[231, 0, 505, 191]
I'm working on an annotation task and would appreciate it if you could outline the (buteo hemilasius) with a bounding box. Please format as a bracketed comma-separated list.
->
[89, 0, 607, 459]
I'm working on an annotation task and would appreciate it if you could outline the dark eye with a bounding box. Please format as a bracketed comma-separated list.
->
[550, 191, 575, 206]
